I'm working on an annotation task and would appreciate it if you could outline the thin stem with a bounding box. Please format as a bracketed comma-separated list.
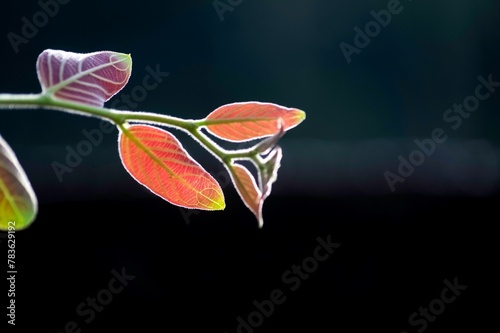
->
[0, 93, 125, 124]
[0, 93, 264, 168]
[113, 110, 257, 162]
[114, 110, 196, 131]
[0, 93, 47, 107]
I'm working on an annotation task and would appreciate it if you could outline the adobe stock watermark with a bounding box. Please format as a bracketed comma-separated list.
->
[226, 234, 340, 333]
[51, 65, 169, 182]
[49, 267, 135, 333]
[401, 276, 467, 333]
[213, 0, 244, 22]
[7, 0, 72, 54]
[384, 73, 500, 192]
[340, 0, 408, 64]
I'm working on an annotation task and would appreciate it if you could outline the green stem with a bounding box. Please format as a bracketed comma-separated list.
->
[0, 93, 125, 124]
[0, 93, 260, 165]
[114, 110, 225, 157]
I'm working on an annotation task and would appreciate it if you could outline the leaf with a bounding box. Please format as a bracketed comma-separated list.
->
[260, 146, 283, 200]
[0, 134, 38, 231]
[227, 124, 285, 228]
[118, 124, 225, 210]
[254, 118, 285, 155]
[36, 49, 132, 107]
[203, 102, 306, 142]
[227, 163, 263, 228]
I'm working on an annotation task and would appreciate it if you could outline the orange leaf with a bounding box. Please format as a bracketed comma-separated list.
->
[227, 163, 263, 227]
[118, 125, 225, 210]
[204, 102, 306, 142]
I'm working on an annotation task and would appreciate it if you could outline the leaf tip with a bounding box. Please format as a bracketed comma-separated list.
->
[293, 108, 307, 124]
[110, 51, 133, 71]
[257, 209, 264, 229]
[210, 195, 226, 211]
[123, 52, 133, 65]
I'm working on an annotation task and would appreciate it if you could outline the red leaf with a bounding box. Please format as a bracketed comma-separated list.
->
[227, 163, 263, 227]
[36, 49, 132, 107]
[118, 125, 225, 210]
[204, 102, 306, 142]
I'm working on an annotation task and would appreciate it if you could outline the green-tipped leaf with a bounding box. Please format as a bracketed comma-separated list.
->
[204, 102, 305, 142]
[36, 49, 132, 107]
[119, 125, 225, 210]
[0, 135, 38, 230]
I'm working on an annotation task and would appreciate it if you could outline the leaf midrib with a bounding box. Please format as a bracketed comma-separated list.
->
[120, 126, 223, 210]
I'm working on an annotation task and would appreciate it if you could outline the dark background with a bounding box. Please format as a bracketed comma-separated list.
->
[0, 0, 497, 332]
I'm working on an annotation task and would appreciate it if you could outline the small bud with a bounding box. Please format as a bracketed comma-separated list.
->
[255, 118, 285, 155]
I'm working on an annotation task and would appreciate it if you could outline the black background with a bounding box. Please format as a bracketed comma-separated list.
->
[1, 1, 497, 332]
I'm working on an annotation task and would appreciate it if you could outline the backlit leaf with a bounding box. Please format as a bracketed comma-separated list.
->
[0, 134, 38, 230]
[118, 125, 225, 210]
[227, 163, 263, 227]
[227, 123, 285, 227]
[204, 102, 306, 142]
[36, 49, 132, 107]
[260, 146, 283, 200]
[255, 118, 285, 155]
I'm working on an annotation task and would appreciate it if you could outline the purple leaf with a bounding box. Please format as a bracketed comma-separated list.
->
[36, 49, 132, 107]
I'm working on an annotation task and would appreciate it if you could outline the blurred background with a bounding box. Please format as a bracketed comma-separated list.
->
[0, 0, 497, 332]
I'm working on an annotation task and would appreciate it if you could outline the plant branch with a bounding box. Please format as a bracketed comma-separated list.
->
[0, 93, 262, 168]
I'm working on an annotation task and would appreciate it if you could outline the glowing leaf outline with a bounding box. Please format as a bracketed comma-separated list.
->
[118, 124, 225, 211]
[227, 163, 264, 227]
[203, 101, 306, 142]
[36, 49, 132, 107]
[0, 134, 38, 230]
